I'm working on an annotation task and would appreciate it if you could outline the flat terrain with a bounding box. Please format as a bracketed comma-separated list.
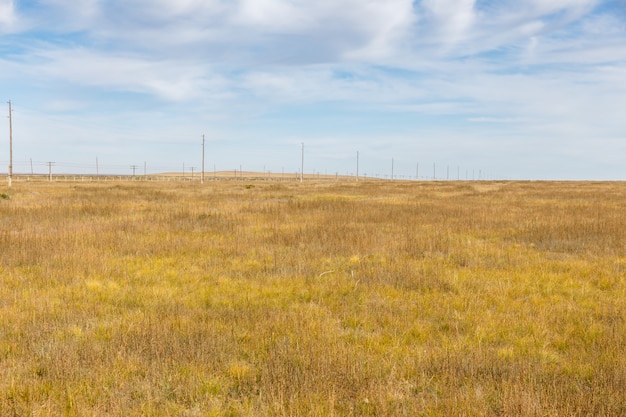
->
[0, 180, 624, 416]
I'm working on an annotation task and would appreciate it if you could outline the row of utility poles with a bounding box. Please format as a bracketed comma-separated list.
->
[5, 103, 483, 183]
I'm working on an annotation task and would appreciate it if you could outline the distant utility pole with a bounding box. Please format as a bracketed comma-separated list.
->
[300, 143, 304, 183]
[130, 165, 138, 177]
[191, 167, 195, 179]
[30, 158, 33, 175]
[7, 100, 13, 187]
[201, 134, 205, 184]
[47, 162, 54, 182]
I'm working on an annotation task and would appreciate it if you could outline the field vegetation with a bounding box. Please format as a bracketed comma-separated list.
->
[0, 179, 624, 416]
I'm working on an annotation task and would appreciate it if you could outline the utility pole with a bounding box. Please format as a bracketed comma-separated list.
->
[300, 143, 304, 183]
[47, 162, 54, 181]
[7, 100, 13, 187]
[130, 165, 138, 177]
[191, 167, 195, 179]
[30, 158, 33, 176]
[201, 134, 205, 184]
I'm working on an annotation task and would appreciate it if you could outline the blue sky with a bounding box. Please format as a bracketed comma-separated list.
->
[1, 0, 625, 179]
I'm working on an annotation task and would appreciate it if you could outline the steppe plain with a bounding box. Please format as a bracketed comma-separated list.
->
[0, 179, 624, 416]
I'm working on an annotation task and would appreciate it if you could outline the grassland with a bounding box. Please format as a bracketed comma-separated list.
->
[0, 179, 624, 416]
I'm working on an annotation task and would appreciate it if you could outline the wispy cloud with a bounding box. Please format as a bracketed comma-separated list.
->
[0, 0, 16, 31]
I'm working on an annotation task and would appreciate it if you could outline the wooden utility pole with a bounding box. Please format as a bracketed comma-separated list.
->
[201, 134, 205, 184]
[7, 100, 13, 187]
[47, 162, 54, 181]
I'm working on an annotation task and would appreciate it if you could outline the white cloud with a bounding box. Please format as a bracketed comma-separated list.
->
[235, 0, 312, 30]
[422, 0, 476, 44]
[0, 0, 16, 31]
[582, 12, 626, 35]
[529, 0, 597, 16]
[23, 48, 224, 101]
[14, 0, 417, 66]
[342, 0, 416, 60]
[22, 0, 103, 31]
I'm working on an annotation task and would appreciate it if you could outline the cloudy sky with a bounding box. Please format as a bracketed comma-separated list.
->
[1, 0, 625, 179]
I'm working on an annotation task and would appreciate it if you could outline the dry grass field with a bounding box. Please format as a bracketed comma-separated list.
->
[0, 179, 624, 416]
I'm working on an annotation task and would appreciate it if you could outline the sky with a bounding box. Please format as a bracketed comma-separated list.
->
[1, 0, 625, 180]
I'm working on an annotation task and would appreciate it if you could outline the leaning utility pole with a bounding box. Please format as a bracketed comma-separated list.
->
[201, 134, 205, 184]
[7, 100, 13, 187]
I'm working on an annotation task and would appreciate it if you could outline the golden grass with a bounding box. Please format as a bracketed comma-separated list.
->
[0, 179, 624, 416]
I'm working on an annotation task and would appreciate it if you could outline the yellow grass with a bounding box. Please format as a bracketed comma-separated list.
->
[0, 179, 624, 416]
